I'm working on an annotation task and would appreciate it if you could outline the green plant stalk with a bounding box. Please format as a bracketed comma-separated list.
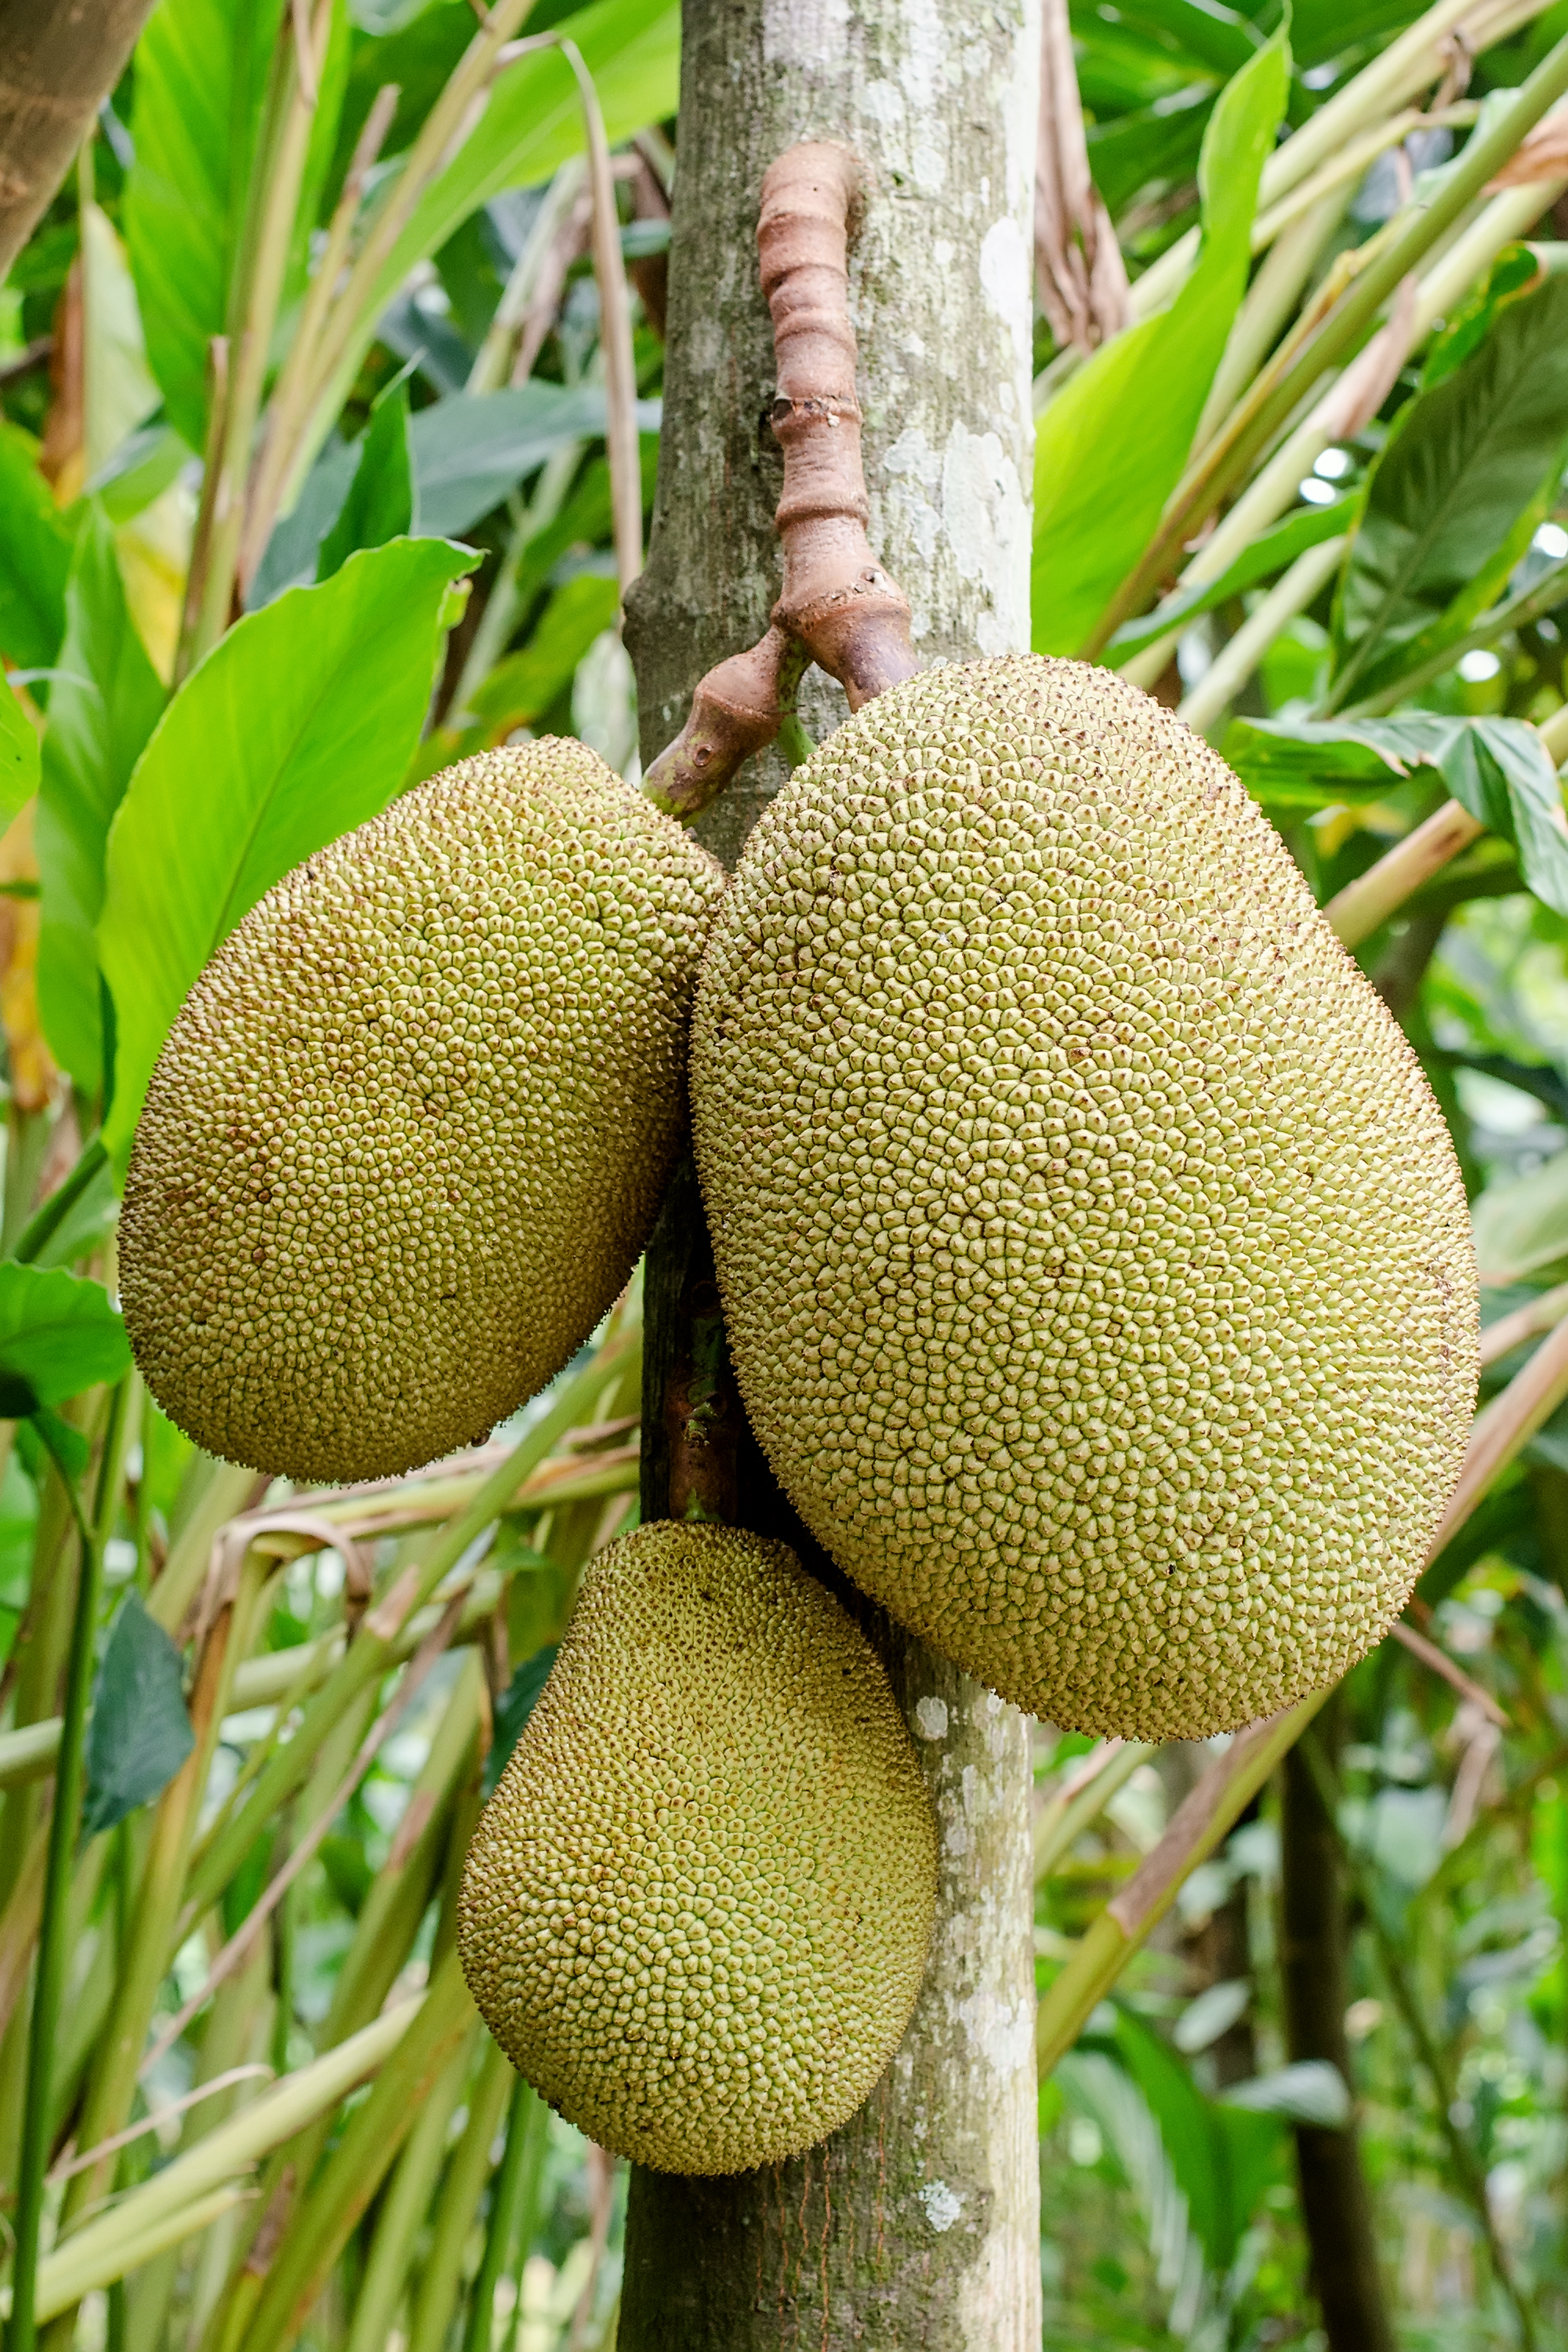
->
[1117, 176, 1568, 693]
[7, 1380, 132, 2352]
[1034, 1740, 1157, 1884]
[1194, 190, 1350, 453]
[1036, 1692, 1327, 2077]
[181, 1334, 633, 1918]
[241, 1948, 477, 2352]
[180, 0, 333, 676]
[1176, 534, 1350, 735]
[51, 1549, 273, 2252]
[9, 1138, 109, 1266]
[461, 2078, 548, 2352]
[148, 1459, 262, 1637]
[408, 2034, 515, 2352]
[1348, 553, 1568, 714]
[344, 2030, 477, 2352]
[449, 441, 585, 720]
[1088, 34, 1568, 655]
[21, 2000, 423, 2321]
[255, 0, 541, 535]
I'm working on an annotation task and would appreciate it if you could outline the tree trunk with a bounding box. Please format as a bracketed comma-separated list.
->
[1279, 1703, 1396, 2352]
[0, 0, 162, 276]
[621, 0, 1042, 2341]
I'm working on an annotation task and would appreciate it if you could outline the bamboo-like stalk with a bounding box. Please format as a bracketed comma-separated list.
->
[45, 1546, 274, 2281]
[558, 38, 642, 595]
[460, 2079, 549, 2352]
[1479, 1279, 1568, 1367]
[1033, 1740, 1156, 1882]
[1116, 172, 1568, 695]
[1174, 535, 1348, 734]
[236, 81, 401, 589]
[178, 0, 337, 675]
[21, 2000, 423, 2318]
[241, 1948, 478, 2352]
[180, 1334, 633, 1920]
[1090, 34, 1568, 656]
[8, 1380, 133, 2352]
[406, 2034, 516, 2352]
[343, 2031, 477, 2352]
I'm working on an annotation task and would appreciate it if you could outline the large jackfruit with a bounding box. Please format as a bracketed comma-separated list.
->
[122, 742, 725, 1483]
[457, 1520, 937, 2173]
[689, 656, 1479, 1741]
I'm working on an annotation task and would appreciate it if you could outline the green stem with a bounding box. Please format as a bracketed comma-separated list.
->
[9, 1138, 107, 1267]
[8, 1379, 131, 2352]
[1087, 33, 1568, 655]
[461, 2078, 548, 2352]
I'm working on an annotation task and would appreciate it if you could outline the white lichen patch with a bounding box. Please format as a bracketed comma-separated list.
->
[917, 2179, 964, 2234]
[915, 1695, 949, 1740]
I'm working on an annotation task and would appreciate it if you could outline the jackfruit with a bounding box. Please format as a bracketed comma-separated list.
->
[121, 741, 725, 1483]
[689, 655, 1479, 1741]
[457, 1519, 937, 2173]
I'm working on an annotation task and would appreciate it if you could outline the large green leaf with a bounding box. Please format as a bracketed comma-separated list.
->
[82, 1592, 195, 1838]
[317, 388, 415, 579]
[1106, 493, 1359, 663]
[1032, 26, 1289, 655]
[98, 535, 478, 1179]
[126, 0, 350, 453]
[1112, 2006, 1282, 2278]
[1330, 274, 1568, 708]
[306, 0, 679, 442]
[1226, 710, 1568, 914]
[37, 506, 166, 1098]
[0, 669, 39, 827]
[0, 424, 76, 671]
[0, 1263, 131, 1417]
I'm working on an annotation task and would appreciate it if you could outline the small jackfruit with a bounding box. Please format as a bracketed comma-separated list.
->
[121, 742, 725, 1483]
[457, 1519, 937, 2174]
[689, 655, 1479, 1741]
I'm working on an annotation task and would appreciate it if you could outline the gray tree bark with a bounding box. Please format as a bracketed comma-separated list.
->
[622, 0, 1042, 2343]
[0, 0, 160, 276]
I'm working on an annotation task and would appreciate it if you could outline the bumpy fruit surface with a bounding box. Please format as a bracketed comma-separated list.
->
[457, 1520, 937, 2174]
[122, 742, 725, 1481]
[689, 655, 1479, 1740]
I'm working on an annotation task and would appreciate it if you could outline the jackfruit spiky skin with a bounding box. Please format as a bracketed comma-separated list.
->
[689, 655, 1479, 1741]
[121, 742, 725, 1483]
[456, 1520, 937, 2174]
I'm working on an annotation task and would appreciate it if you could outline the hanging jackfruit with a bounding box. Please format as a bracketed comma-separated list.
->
[689, 655, 1479, 1740]
[457, 1519, 938, 2173]
[121, 741, 725, 1482]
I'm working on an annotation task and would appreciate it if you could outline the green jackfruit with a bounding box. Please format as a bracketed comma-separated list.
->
[689, 655, 1479, 1741]
[121, 741, 725, 1483]
[457, 1519, 937, 2174]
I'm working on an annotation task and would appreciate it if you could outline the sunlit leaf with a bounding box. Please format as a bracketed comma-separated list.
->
[0, 669, 39, 828]
[98, 535, 479, 1178]
[36, 503, 166, 1098]
[0, 1262, 130, 1417]
[1033, 26, 1290, 655]
[0, 423, 76, 671]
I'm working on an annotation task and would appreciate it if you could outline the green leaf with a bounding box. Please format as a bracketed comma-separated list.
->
[0, 667, 39, 826]
[126, 0, 350, 452]
[408, 383, 639, 541]
[1105, 494, 1360, 662]
[1227, 711, 1568, 913]
[1033, 25, 1289, 655]
[82, 1591, 194, 1839]
[125, 0, 284, 452]
[36, 504, 166, 1098]
[1112, 2005, 1280, 2278]
[1220, 2060, 1352, 2127]
[83, 423, 192, 530]
[467, 572, 620, 731]
[0, 1263, 130, 1417]
[1330, 274, 1568, 707]
[98, 535, 479, 1178]
[484, 1644, 558, 1798]
[0, 423, 76, 671]
[317, 389, 415, 580]
[307, 0, 680, 441]
[1472, 1147, 1568, 1285]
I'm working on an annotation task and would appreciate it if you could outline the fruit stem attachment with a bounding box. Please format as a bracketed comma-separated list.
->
[644, 141, 917, 818]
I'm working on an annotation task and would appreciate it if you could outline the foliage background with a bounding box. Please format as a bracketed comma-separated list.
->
[0, 0, 1567, 2346]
